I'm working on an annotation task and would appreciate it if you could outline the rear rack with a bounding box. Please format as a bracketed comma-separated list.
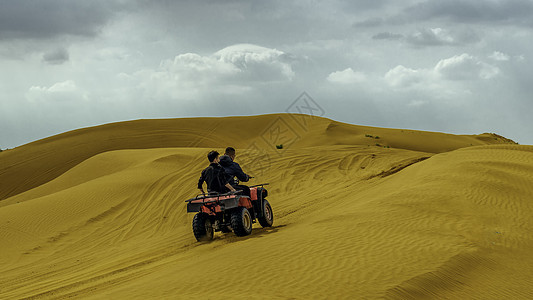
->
[185, 190, 242, 203]
[185, 183, 268, 203]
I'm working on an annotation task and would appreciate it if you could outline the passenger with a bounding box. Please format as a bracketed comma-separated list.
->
[198, 150, 236, 195]
[219, 147, 251, 197]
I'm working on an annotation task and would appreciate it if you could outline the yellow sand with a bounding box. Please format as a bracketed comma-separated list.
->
[1, 114, 532, 299]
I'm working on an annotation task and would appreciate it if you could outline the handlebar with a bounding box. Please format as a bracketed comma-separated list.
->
[248, 183, 269, 188]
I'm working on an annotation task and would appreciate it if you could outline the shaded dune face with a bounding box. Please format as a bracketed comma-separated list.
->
[1, 114, 531, 299]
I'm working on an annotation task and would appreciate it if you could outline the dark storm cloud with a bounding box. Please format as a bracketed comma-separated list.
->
[132, 0, 397, 49]
[356, 0, 533, 28]
[42, 48, 69, 64]
[135, 0, 322, 44]
[0, 0, 126, 40]
[404, 0, 533, 26]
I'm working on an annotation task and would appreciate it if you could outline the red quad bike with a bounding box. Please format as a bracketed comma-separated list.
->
[185, 184, 273, 241]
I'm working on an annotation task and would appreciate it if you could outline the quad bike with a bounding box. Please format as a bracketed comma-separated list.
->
[185, 183, 273, 241]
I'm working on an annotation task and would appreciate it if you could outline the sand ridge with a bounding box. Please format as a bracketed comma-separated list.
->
[1, 114, 531, 299]
[0, 114, 512, 201]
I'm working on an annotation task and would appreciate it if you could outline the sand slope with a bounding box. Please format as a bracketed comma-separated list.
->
[1, 114, 531, 299]
[0, 114, 511, 201]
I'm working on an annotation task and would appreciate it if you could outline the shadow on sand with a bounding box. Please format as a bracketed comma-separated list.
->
[211, 224, 288, 244]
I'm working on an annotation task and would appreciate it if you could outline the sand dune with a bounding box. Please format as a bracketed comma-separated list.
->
[1, 114, 532, 299]
[0, 114, 509, 201]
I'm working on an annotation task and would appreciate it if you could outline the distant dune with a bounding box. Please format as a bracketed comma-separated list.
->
[1, 114, 532, 299]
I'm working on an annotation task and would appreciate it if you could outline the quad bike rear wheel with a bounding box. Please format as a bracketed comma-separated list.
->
[258, 199, 274, 228]
[231, 207, 253, 236]
[192, 213, 214, 241]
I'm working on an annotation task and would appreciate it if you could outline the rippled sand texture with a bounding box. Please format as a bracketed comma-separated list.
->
[1, 114, 532, 299]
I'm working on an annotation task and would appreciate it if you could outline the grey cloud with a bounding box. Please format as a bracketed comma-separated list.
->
[354, 17, 384, 28]
[372, 27, 480, 47]
[405, 0, 533, 26]
[372, 32, 403, 40]
[337, 0, 392, 12]
[0, 0, 127, 40]
[43, 48, 69, 64]
[406, 28, 481, 47]
[132, 0, 381, 48]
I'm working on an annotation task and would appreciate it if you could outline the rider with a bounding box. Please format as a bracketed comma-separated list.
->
[198, 150, 237, 195]
[219, 147, 251, 197]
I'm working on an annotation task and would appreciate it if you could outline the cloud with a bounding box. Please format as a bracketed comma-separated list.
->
[489, 51, 510, 61]
[42, 48, 69, 65]
[384, 65, 429, 87]
[372, 32, 403, 40]
[131, 44, 296, 101]
[29, 80, 76, 93]
[339, 0, 392, 12]
[214, 44, 295, 81]
[371, 27, 480, 47]
[406, 27, 480, 46]
[384, 53, 500, 91]
[409, 28, 453, 45]
[405, 0, 533, 26]
[156, 44, 295, 83]
[435, 53, 499, 80]
[163, 53, 239, 79]
[327, 68, 366, 84]
[0, 0, 126, 40]
[354, 17, 384, 27]
[26, 80, 86, 102]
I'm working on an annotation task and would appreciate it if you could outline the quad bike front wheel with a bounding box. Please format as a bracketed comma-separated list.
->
[258, 199, 274, 228]
[192, 213, 214, 241]
[231, 207, 253, 236]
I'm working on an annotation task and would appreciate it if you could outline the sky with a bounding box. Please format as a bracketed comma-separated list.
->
[1, 0, 532, 149]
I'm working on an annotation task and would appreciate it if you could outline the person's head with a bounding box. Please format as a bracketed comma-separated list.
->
[225, 147, 236, 160]
[207, 150, 220, 163]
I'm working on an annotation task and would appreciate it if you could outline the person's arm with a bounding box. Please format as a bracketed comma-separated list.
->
[233, 162, 249, 182]
[225, 183, 237, 192]
[220, 168, 236, 192]
[198, 170, 205, 194]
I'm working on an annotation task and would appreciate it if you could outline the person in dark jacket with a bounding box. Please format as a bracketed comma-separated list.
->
[198, 150, 237, 195]
[219, 147, 251, 196]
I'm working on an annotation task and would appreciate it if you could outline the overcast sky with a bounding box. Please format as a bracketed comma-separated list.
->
[1, 0, 532, 148]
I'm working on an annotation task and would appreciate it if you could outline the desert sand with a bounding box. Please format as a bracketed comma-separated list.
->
[1, 114, 532, 299]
